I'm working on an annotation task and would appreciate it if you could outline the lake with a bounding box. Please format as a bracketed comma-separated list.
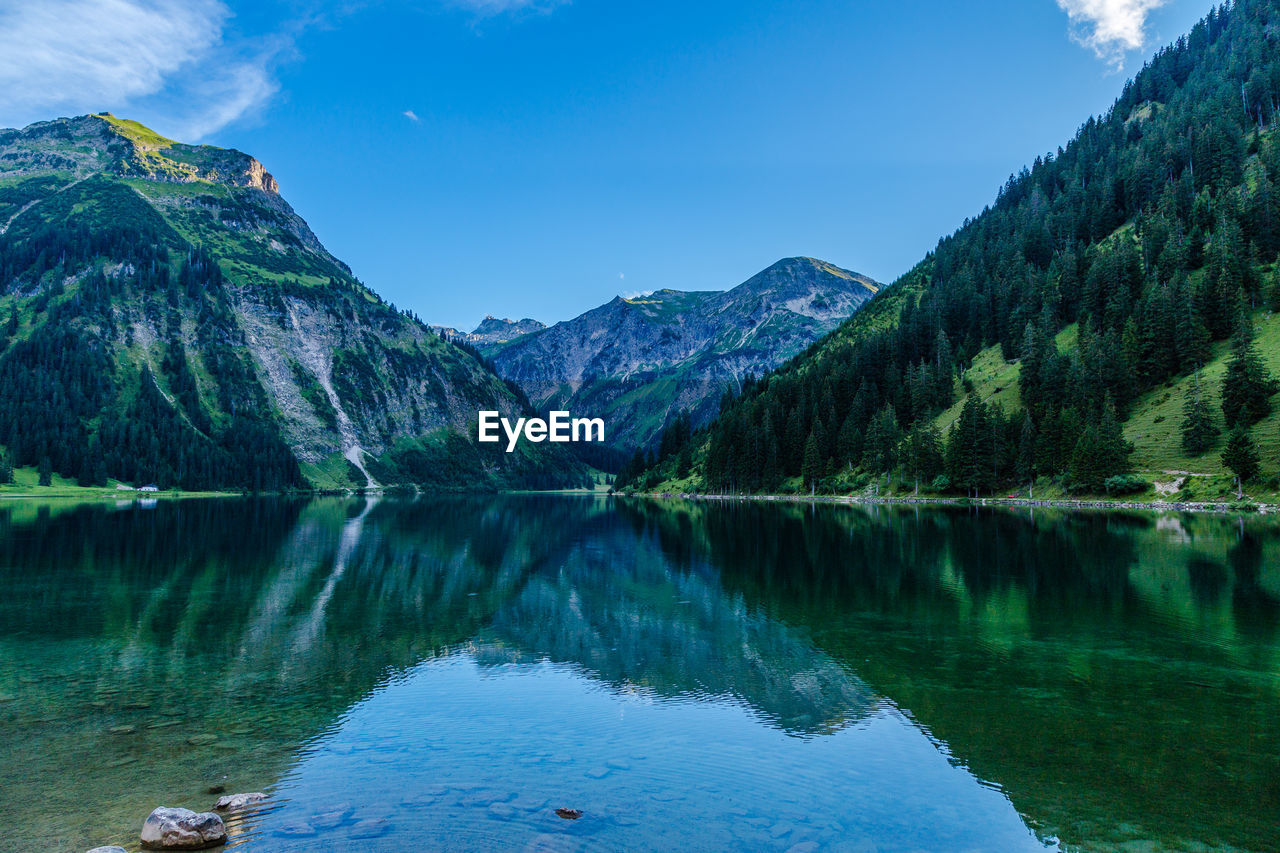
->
[0, 496, 1276, 852]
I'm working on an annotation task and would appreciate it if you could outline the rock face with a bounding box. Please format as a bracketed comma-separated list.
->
[139, 807, 227, 849]
[0, 114, 585, 491]
[487, 257, 880, 450]
[213, 792, 268, 811]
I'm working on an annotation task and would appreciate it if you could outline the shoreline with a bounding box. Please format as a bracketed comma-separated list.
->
[0, 490, 242, 501]
[4, 487, 1275, 515]
[632, 491, 1279, 515]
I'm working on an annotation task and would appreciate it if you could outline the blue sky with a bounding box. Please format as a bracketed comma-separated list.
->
[0, 0, 1213, 329]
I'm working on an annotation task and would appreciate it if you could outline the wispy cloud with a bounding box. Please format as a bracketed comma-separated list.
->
[446, 0, 570, 17]
[403, 109, 421, 122]
[0, 0, 291, 140]
[0, 0, 225, 113]
[0, 0, 570, 140]
[1056, 0, 1171, 67]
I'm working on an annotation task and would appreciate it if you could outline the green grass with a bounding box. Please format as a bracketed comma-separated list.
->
[300, 453, 361, 490]
[0, 466, 228, 500]
[1125, 310, 1280, 480]
[98, 114, 176, 149]
[934, 343, 1025, 431]
[123, 178, 227, 198]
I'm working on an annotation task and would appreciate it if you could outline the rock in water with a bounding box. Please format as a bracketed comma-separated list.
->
[86, 847, 129, 853]
[140, 807, 227, 849]
[212, 792, 267, 811]
[555, 808, 583, 820]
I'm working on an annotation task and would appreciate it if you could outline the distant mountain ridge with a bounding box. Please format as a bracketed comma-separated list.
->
[486, 257, 879, 450]
[432, 316, 547, 346]
[0, 114, 586, 491]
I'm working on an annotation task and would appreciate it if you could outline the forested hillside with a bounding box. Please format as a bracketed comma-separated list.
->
[0, 114, 588, 492]
[627, 0, 1280, 503]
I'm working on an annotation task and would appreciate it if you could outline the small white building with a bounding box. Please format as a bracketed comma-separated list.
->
[139, 485, 159, 493]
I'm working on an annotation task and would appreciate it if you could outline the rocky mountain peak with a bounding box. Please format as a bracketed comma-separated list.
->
[0, 114, 280, 194]
[473, 316, 546, 341]
[487, 258, 881, 449]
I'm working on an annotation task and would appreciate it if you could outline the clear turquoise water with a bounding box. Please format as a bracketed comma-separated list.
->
[0, 496, 1276, 851]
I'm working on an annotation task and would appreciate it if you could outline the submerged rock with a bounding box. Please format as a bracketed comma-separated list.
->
[785, 843, 820, 853]
[311, 808, 352, 830]
[554, 808, 583, 820]
[212, 792, 267, 811]
[86, 847, 128, 853]
[349, 818, 392, 839]
[274, 820, 317, 838]
[488, 802, 517, 820]
[140, 807, 227, 849]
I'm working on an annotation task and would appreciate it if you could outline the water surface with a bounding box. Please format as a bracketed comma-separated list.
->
[0, 496, 1276, 851]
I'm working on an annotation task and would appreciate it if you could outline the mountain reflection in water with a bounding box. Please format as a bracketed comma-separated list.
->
[0, 496, 1276, 851]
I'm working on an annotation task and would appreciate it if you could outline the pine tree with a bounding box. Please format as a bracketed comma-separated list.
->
[947, 395, 993, 497]
[1070, 398, 1131, 492]
[1097, 396, 1132, 476]
[1016, 414, 1037, 497]
[902, 423, 944, 494]
[676, 445, 692, 479]
[861, 406, 900, 473]
[1069, 426, 1104, 493]
[38, 455, 52, 487]
[1180, 372, 1219, 454]
[801, 431, 822, 494]
[1221, 426, 1261, 499]
[1221, 325, 1279, 428]
[0, 449, 12, 485]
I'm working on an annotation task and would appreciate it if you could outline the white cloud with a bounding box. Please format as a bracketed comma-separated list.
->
[177, 57, 282, 140]
[0, 0, 224, 111]
[0, 0, 289, 140]
[0, 0, 571, 140]
[403, 109, 421, 122]
[1056, 0, 1171, 66]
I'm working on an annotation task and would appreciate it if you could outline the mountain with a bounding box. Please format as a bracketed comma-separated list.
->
[487, 257, 879, 450]
[431, 315, 546, 346]
[630, 0, 1280, 500]
[0, 114, 587, 491]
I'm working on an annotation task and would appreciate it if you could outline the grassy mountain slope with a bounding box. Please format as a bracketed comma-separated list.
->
[632, 0, 1280, 502]
[488, 257, 880, 450]
[0, 114, 586, 491]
